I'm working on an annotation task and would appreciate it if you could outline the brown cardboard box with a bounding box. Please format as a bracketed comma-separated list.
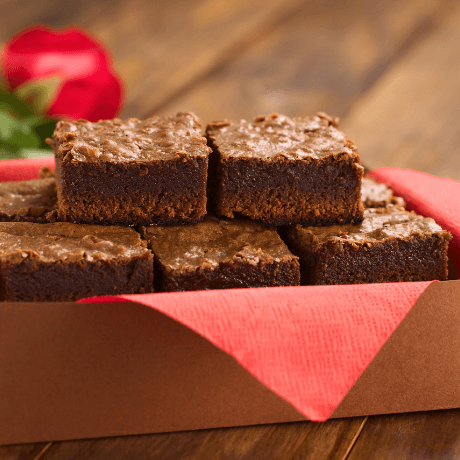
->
[1, 280, 460, 445]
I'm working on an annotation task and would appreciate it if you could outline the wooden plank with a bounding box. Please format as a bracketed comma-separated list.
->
[84, 0, 308, 118]
[0, 0, 110, 42]
[341, 1, 460, 181]
[38, 418, 366, 460]
[347, 410, 460, 459]
[0, 442, 51, 460]
[157, 0, 455, 127]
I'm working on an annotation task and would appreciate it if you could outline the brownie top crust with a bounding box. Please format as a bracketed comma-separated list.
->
[0, 222, 149, 263]
[142, 216, 296, 270]
[0, 178, 57, 220]
[51, 112, 210, 163]
[294, 207, 451, 245]
[206, 112, 358, 160]
[361, 177, 406, 208]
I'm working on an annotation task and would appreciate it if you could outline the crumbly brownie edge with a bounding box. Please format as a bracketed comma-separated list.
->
[0, 213, 53, 224]
[361, 177, 406, 209]
[155, 256, 300, 292]
[216, 184, 364, 226]
[57, 190, 207, 226]
[284, 228, 450, 285]
[0, 252, 154, 301]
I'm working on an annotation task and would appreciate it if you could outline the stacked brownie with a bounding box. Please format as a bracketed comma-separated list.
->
[0, 111, 451, 301]
[0, 222, 153, 301]
[50, 113, 210, 225]
[205, 113, 450, 286]
[206, 112, 364, 226]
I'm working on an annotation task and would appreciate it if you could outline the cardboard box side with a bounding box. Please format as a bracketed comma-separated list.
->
[0, 301, 305, 446]
[2, 280, 460, 445]
[331, 280, 460, 418]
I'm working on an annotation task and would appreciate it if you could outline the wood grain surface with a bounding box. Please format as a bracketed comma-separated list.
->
[1, 0, 460, 458]
[160, 0, 456, 125]
[348, 410, 460, 459]
[341, 0, 460, 180]
[20, 418, 366, 460]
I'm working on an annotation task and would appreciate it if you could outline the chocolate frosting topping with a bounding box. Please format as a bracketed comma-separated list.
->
[206, 112, 357, 160]
[297, 207, 451, 244]
[53, 112, 210, 162]
[0, 222, 149, 263]
[143, 216, 296, 270]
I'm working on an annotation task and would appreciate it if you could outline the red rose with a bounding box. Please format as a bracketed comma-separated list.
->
[1, 26, 123, 121]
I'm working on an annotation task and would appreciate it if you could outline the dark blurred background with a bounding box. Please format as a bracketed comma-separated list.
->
[1, 0, 459, 178]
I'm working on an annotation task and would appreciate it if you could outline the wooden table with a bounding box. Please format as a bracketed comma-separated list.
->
[2, 0, 460, 458]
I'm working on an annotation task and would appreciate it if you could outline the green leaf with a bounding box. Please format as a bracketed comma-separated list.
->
[0, 107, 39, 148]
[15, 76, 63, 115]
[34, 119, 57, 148]
[0, 146, 53, 159]
[0, 111, 16, 139]
[0, 83, 56, 159]
[8, 128, 41, 148]
[0, 92, 34, 117]
[17, 148, 54, 158]
[0, 71, 9, 93]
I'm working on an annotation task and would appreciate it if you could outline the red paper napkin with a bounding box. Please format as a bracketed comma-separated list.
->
[0, 157, 55, 181]
[82, 282, 433, 421]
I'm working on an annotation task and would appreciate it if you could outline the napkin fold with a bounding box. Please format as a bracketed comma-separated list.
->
[81, 282, 432, 421]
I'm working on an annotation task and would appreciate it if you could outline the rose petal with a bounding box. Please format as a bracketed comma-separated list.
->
[48, 72, 123, 122]
[1, 26, 123, 120]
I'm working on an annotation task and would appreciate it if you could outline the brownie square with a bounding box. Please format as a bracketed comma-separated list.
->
[361, 177, 406, 209]
[141, 216, 300, 291]
[0, 178, 57, 223]
[50, 112, 211, 226]
[0, 222, 154, 301]
[283, 207, 451, 285]
[206, 112, 364, 226]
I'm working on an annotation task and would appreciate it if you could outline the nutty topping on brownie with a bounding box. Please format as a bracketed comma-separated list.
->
[0, 179, 57, 222]
[0, 222, 149, 263]
[361, 177, 406, 208]
[206, 112, 356, 160]
[143, 216, 295, 270]
[299, 207, 449, 244]
[38, 167, 56, 179]
[53, 112, 209, 162]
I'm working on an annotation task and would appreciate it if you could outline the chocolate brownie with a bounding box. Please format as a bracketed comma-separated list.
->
[0, 178, 57, 223]
[49, 112, 211, 226]
[0, 222, 154, 301]
[283, 207, 451, 285]
[141, 216, 300, 291]
[362, 177, 406, 208]
[38, 166, 55, 179]
[206, 112, 364, 226]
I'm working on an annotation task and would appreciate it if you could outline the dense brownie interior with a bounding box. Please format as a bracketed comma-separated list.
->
[283, 207, 451, 285]
[0, 222, 154, 301]
[51, 112, 211, 225]
[206, 112, 364, 226]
